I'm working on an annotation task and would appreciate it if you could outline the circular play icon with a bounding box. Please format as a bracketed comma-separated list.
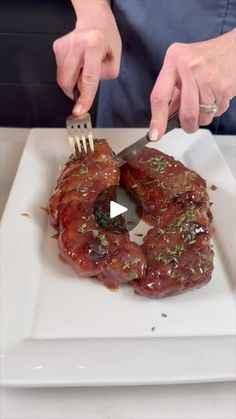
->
[93, 185, 143, 233]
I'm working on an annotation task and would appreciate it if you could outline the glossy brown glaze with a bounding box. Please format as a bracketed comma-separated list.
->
[48, 140, 146, 289]
[49, 140, 214, 298]
[121, 147, 214, 297]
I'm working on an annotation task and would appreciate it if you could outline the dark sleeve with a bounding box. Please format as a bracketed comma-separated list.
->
[0, 0, 97, 127]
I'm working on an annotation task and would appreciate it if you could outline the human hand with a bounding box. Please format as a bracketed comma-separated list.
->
[53, 0, 121, 115]
[149, 29, 236, 141]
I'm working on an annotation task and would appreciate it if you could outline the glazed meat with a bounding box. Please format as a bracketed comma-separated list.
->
[121, 148, 214, 297]
[49, 140, 146, 289]
[48, 139, 214, 298]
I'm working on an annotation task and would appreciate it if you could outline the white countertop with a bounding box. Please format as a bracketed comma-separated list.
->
[0, 128, 236, 419]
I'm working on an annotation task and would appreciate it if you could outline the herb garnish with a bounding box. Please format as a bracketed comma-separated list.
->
[130, 271, 139, 279]
[95, 209, 126, 232]
[75, 184, 88, 193]
[77, 223, 87, 233]
[154, 244, 185, 266]
[121, 257, 141, 270]
[79, 165, 88, 174]
[148, 156, 172, 174]
[167, 244, 185, 263]
[91, 230, 108, 253]
[132, 257, 141, 265]
[68, 153, 78, 162]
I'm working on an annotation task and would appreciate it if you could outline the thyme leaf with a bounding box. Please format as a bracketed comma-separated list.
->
[79, 165, 88, 175]
[148, 156, 172, 174]
[77, 223, 87, 233]
[130, 271, 139, 279]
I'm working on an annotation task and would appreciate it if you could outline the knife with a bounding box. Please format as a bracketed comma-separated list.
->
[116, 112, 180, 165]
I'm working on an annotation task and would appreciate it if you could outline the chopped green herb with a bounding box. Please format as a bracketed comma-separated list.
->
[154, 244, 185, 266]
[91, 229, 100, 238]
[130, 271, 139, 279]
[74, 184, 88, 193]
[91, 229, 108, 253]
[131, 257, 141, 265]
[148, 156, 171, 174]
[134, 233, 144, 237]
[99, 234, 108, 247]
[78, 223, 87, 233]
[170, 271, 177, 280]
[167, 244, 185, 263]
[68, 153, 78, 162]
[185, 208, 197, 221]
[122, 261, 130, 270]
[75, 185, 82, 192]
[154, 253, 170, 266]
[191, 172, 198, 181]
[95, 209, 126, 232]
[79, 165, 88, 174]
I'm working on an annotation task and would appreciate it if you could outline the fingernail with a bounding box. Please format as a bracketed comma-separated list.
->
[73, 103, 84, 115]
[149, 128, 159, 141]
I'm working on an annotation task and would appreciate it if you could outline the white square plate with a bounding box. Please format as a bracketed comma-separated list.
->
[1, 128, 236, 387]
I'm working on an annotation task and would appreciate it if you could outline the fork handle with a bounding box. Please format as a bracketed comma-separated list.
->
[73, 86, 80, 102]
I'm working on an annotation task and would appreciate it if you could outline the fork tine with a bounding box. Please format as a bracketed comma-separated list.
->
[74, 132, 82, 153]
[81, 129, 88, 153]
[88, 131, 94, 152]
[85, 119, 94, 152]
[86, 122, 94, 152]
[66, 113, 94, 156]
[80, 123, 88, 153]
[68, 134, 76, 155]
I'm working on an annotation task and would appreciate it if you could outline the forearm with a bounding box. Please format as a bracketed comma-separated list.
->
[229, 27, 236, 45]
[71, 0, 110, 16]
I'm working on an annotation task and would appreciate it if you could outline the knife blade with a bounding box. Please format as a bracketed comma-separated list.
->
[116, 112, 180, 165]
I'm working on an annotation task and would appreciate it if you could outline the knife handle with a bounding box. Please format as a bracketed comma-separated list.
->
[165, 112, 180, 134]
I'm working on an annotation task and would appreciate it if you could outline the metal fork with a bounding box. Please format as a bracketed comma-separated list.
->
[66, 88, 94, 155]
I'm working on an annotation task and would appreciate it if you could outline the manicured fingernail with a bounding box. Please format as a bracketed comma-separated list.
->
[149, 128, 159, 141]
[73, 103, 84, 115]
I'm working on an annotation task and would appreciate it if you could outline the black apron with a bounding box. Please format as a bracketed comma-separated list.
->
[0, 0, 235, 133]
[96, 0, 236, 134]
[0, 0, 76, 127]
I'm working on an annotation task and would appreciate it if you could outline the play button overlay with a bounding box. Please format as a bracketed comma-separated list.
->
[94, 185, 143, 233]
[110, 201, 128, 218]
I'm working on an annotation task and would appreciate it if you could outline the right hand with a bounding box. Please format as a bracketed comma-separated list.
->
[53, 0, 122, 115]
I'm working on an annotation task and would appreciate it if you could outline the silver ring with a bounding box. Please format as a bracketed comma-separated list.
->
[199, 102, 218, 113]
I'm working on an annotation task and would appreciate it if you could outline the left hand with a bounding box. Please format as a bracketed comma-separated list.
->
[149, 29, 236, 141]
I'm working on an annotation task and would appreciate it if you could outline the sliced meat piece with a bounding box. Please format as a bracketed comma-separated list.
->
[48, 139, 214, 298]
[49, 140, 147, 286]
[49, 140, 119, 228]
[120, 147, 214, 298]
[97, 242, 146, 289]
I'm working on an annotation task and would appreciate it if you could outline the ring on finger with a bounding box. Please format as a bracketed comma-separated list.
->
[199, 101, 218, 113]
